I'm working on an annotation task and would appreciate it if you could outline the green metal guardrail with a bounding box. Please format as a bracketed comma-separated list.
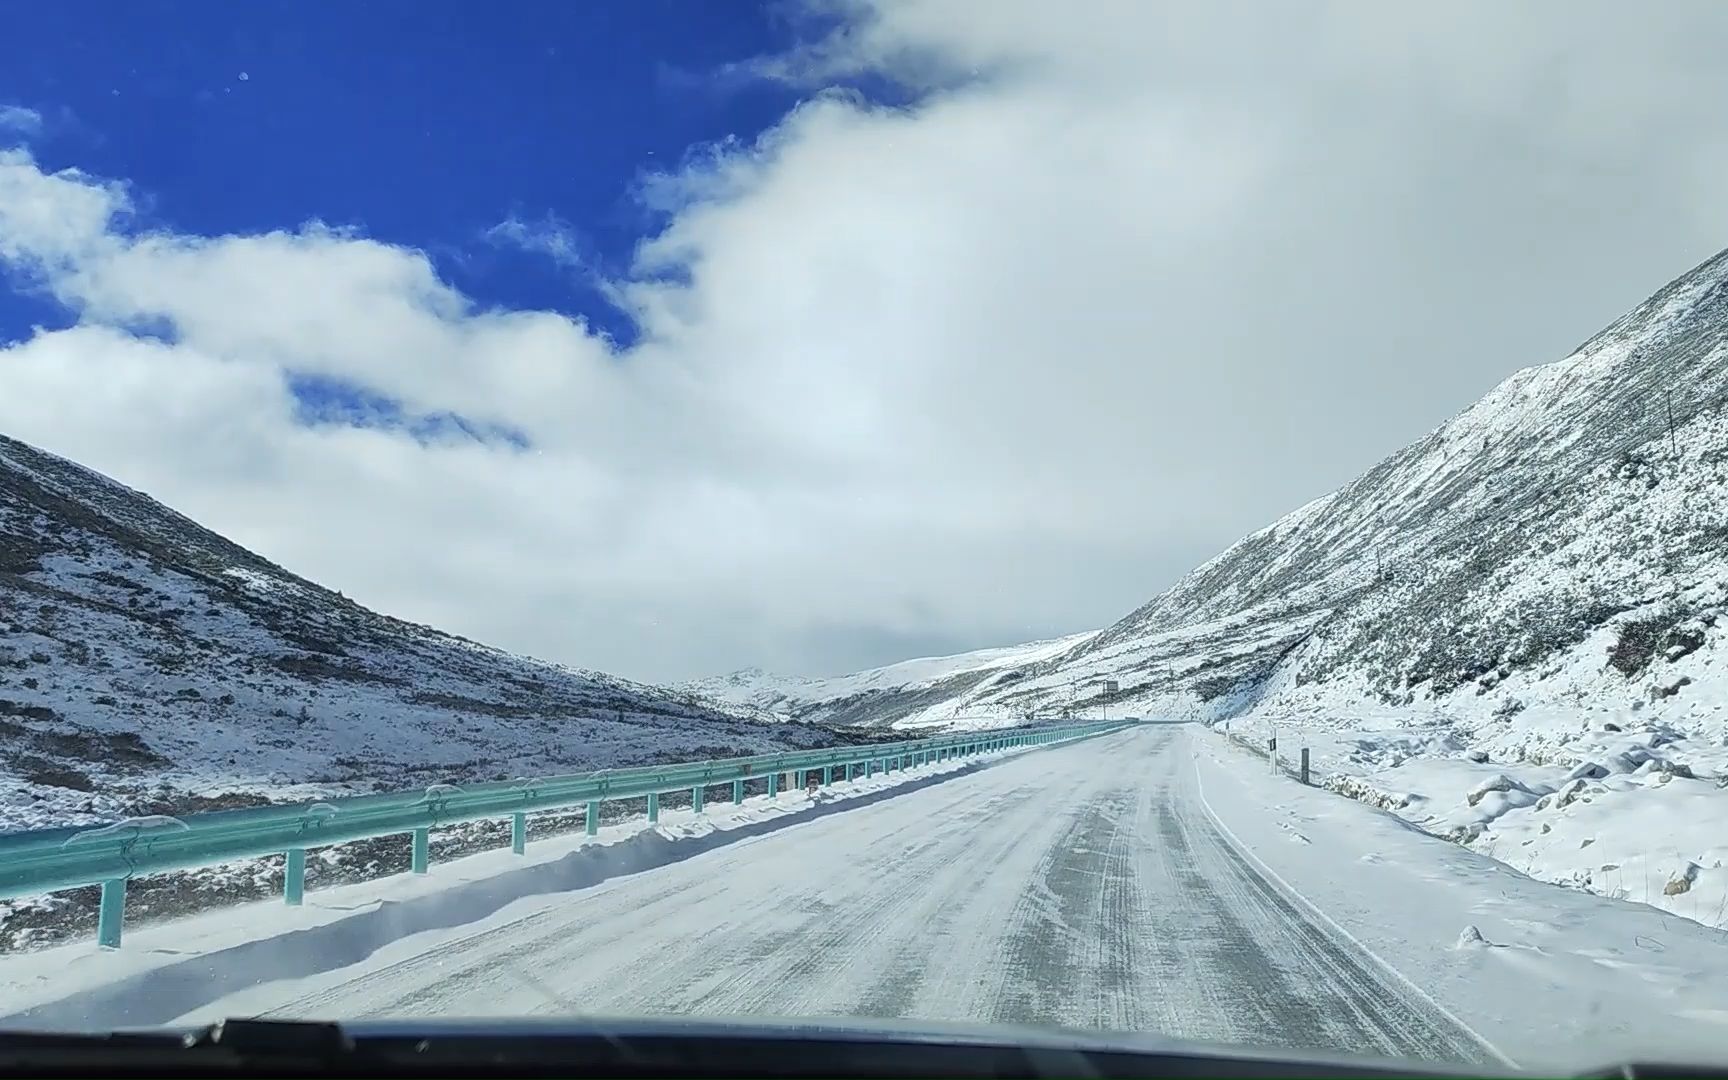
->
[0, 718, 1133, 948]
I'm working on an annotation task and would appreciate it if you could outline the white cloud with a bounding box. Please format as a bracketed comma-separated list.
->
[3, 2, 1728, 682]
[0, 105, 42, 139]
[484, 213, 586, 270]
[0, 150, 126, 269]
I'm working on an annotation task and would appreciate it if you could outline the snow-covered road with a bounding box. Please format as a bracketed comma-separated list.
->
[189, 725, 1492, 1066]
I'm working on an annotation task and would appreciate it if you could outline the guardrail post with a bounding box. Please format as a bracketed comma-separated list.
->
[768, 772, 779, 799]
[511, 812, 527, 854]
[284, 848, 306, 905]
[97, 878, 126, 949]
[793, 769, 804, 789]
[732, 778, 745, 803]
[647, 793, 660, 824]
[411, 828, 430, 874]
[693, 784, 705, 814]
[585, 800, 601, 837]
[822, 764, 833, 785]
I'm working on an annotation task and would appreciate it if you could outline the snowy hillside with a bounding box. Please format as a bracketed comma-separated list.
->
[682, 631, 1099, 730]
[0, 433, 846, 835]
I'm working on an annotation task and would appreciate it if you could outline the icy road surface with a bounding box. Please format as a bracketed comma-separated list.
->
[204, 725, 1493, 1065]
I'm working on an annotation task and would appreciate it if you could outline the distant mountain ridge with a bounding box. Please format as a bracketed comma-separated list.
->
[681, 631, 1099, 730]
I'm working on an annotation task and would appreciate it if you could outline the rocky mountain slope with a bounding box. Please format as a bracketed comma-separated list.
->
[995, 245, 1728, 718]
[0, 433, 845, 835]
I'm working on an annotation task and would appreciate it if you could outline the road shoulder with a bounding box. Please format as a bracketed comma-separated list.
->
[1190, 725, 1728, 1071]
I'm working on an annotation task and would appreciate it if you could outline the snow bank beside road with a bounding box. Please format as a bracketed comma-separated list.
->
[1193, 729, 1728, 1071]
[1217, 698, 1728, 930]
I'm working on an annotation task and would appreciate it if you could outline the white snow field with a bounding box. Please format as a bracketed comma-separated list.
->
[7, 724, 1728, 1072]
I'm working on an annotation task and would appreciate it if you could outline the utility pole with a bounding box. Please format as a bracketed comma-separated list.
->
[1667, 389, 1679, 462]
[1372, 514, 1383, 584]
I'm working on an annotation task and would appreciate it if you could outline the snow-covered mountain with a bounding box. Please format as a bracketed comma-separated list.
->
[682, 631, 1099, 730]
[954, 246, 1728, 717]
[0, 433, 846, 834]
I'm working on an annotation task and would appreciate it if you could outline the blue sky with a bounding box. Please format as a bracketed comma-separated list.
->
[0, 1, 823, 348]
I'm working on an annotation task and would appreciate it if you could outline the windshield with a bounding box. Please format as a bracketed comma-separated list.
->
[3, 1, 1728, 1073]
